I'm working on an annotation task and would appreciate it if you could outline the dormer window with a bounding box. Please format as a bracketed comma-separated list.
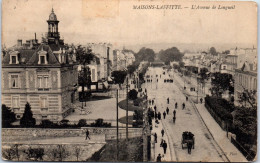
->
[38, 47, 48, 64]
[9, 51, 19, 64]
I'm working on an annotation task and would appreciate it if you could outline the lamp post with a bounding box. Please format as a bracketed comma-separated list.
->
[126, 77, 129, 142]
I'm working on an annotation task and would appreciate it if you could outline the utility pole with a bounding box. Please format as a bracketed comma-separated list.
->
[197, 76, 199, 103]
[116, 89, 119, 160]
[126, 77, 129, 142]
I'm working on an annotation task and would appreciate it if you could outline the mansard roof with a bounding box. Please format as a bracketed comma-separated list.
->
[2, 44, 62, 67]
[27, 44, 60, 65]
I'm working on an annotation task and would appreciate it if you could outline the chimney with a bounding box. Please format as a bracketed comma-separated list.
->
[17, 39, 22, 46]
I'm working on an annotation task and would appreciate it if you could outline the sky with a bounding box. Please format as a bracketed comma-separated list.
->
[2, 0, 257, 52]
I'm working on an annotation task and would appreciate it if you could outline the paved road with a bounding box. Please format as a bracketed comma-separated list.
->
[144, 67, 225, 162]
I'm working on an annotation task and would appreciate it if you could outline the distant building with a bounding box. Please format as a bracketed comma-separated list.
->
[234, 48, 257, 106]
[112, 49, 135, 71]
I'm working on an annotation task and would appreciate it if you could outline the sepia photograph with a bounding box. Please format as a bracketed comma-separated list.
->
[1, 0, 257, 162]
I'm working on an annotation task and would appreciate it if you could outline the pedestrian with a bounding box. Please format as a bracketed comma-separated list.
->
[162, 141, 167, 154]
[163, 111, 166, 119]
[154, 105, 157, 112]
[152, 100, 154, 105]
[175, 102, 178, 109]
[158, 112, 161, 120]
[160, 139, 164, 147]
[85, 129, 90, 140]
[182, 103, 185, 110]
[166, 107, 169, 114]
[167, 97, 169, 104]
[187, 141, 192, 154]
[154, 133, 157, 143]
[156, 154, 162, 162]
[155, 112, 158, 119]
[173, 110, 176, 118]
[200, 98, 203, 104]
[161, 129, 165, 137]
[186, 96, 188, 101]
[173, 117, 176, 124]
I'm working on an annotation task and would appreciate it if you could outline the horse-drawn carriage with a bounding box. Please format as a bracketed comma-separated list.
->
[181, 131, 195, 154]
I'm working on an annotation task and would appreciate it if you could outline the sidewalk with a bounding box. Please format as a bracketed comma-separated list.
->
[148, 102, 173, 162]
[173, 70, 247, 162]
[195, 103, 247, 162]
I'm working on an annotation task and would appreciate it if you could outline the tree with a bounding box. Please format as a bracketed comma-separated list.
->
[238, 89, 257, 109]
[209, 47, 218, 56]
[2, 104, 16, 128]
[77, 119, 87, 127]
[135, 47, 155, 64]
[20, 102, 36, 127]
[73, 146, 83, 161]
[76, 45, 94, 101]
[128, 89, 138, 100]
[23, 147, 44, 161]
[111, 71, 127, 89]
[48, 145, 70, 161]
[211, 73, 233, 97]
[179, 61, 185, 68]
[158, 47, 184, 65]
[199, 67, 209, 81]
[127, 64, 138, 75]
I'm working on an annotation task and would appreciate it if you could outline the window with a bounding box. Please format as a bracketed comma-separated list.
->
[11, 56, 17, 64]
[40, 97, 48, 108]
[40, 56, 45, 64]
[12, 96, 19, 108]
[11, 75, 19, 88]
[9, 51, 19, 64]
[42, 115, 48, 119]
[37, 76, 49, 91]
[38, 49, 48, 64]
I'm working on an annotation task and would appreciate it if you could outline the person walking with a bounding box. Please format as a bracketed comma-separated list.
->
[167, 97, 169, 104]
[163, 111, 166, 119]
[173, 110, 176, 118]
[154, 133, 157, 143]
[182, 103, 185, 110]
[160, 139, 164, 147]
[200, 98, 203, 104]
[156, 154, 162, 162]
[85, 130, 90, 140]
[175, 102, 178, 109]
[154, 105, 157, 112]
[166, 107, 169, 115]
[152, 99, 154, 105]
[158, 112, 161, 120]
[161, 129, 165, 137]
[173, 117, 176, 124]
[162, 141, 167, 154]
[186, 96, 188, 101]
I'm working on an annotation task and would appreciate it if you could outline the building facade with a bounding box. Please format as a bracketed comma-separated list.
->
[1, 9, 78, 123]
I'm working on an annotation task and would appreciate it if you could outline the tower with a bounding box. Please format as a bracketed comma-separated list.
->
[47, 8, 64, 45]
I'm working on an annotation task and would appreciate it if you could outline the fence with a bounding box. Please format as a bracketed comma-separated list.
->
[204, 102, 227, 130]
[105, 131, 143, 141]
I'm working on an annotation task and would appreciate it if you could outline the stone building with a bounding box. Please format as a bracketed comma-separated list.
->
[234, 49, 257, 106]
[1, 8, 78, 123]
